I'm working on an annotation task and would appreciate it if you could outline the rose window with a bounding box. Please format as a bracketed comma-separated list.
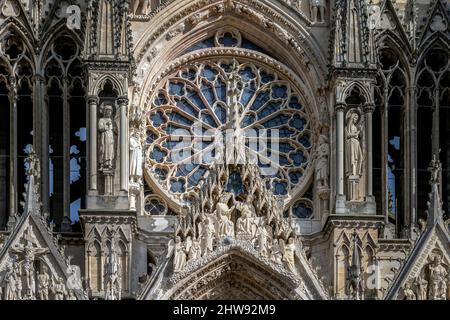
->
[146, 55, 313, 202]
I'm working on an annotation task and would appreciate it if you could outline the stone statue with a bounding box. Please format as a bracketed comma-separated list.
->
[129, 131, 143, 183]
[104, 238, 122, 300]
[311, 0, 326, 23]
[236, 195, 257, 236]
[427, 255, 448, 300]
[216, 194, 235, 239]
[53, 277, 66, 300]
[281, 238, 297, 274]
[187, 238, 201, 261]
[98, 104, 115, 170]
[132, 0, 151, 15]
[270, 238, 283, 264]
[37, 265, 50, 300]
[345, 112, 363, 177]
[256, 221, 270, 258]
[415, 274, 428, 300]
[4, 264, 17, 300]
[315, 134, 329, 188]
[168, 236, 187, 272]
[403, 282, 416, 300]
[200, 218, 215, 257]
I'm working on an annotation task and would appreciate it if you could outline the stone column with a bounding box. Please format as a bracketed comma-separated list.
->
[336, 103, 346, 213]
[88, 96, 99, 192]
[364, 103, 375, 200]
[7, 77, 18, 230]
[117, 97, 129, 192]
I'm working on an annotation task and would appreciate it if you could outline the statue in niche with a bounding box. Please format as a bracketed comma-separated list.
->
[98, 103, 115, 171]
[132, 0, 151, 15]
[403, 282, 416, 300]
[129, 131, 143, 183]
[310, 0, 326, 23]
[215, 194, 235, 239]
[200, 217, 215, 257]
[414, 274, 428, 300]
[281, 237, 297, 274]
[236, 195, 257, 236]
[167, 236, 187, 273]
[4, 263, 18, 300]
[186, 236, 201, 261]
[345, 111, 363, 200]
[53, 277, 66, 300]
[104, 236, 122, 300]
[270, 238, 283, 264]
[256, 220, 271, 258]
[427, 254, 448, 300]
[315, 133, 329, 188]
[37, 265, 50, 300]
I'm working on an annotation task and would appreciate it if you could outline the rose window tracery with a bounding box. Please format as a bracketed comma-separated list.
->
[146, 53, 314, 203]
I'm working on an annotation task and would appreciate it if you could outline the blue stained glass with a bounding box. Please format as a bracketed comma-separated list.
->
[219, 33, 238, 47]
[163, 140, 190, 150]
[152, 112, 165, 127]
[201, 66, 217, 81]
[187, 88, 207, 109]
[164, 124, 188, 134]
[262, 114, 290, 128]
[170, 179, 186, 193]
[273, 181, 288, 195]
[150, 147, 167, 163]
[290, 114, 306, 131]
[293, 202, 313, 219]
[146, 131, 156, 144]
[188, 167, 206, 187]
[241, 39, 272, 57]
[176, 163, 196, 177]
[220, 63, 233, 73]
[251, 92, 270, 110]
[299, 134, 311, 148]
[278, 155, 290, 166]
[183, 37, 215, 54]
[259, 102, 284, 120]
[240, 86, 255, 106]
[290, 151, 305, 166]
[154, 93, 168, 106]
[181, 69, 197, 80]
[169, 112, 193, 126]
[279, 127, 295, 138]
[155, 168, 168, 181]
[289, 96, 303, 110]
[241, 114, 256, 127]
[176, 99, 198, 118]
[239, 67, 256, 81]
[169, 82, 185, 96]
[215, 79, 226, 102]
[272, 85, 288, 99]
[201, 113, 217, 127]
[260, 70, 275, 83]
[201, 82, 216, 105]
[279, 143, 295, 153]
[214, 106, 226, 123]
[289, 171, 303, 184]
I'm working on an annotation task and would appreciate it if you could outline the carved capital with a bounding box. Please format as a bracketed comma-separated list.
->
[363, 103, 376, 113]
[87, 95, 100, 105]
[117, 96, 129, 107]
[335, 103, 347, 113]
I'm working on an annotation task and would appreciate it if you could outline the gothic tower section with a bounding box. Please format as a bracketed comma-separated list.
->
[81, 0, 135, 300]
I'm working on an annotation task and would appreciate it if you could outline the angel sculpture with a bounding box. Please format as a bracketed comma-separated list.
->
[187, 238, 201, 261]
[199, 217, 216, 257]
[216, 194, 235, 239]
[280, 237, 297, 274]
[256, 221, 271, 258]
[236, 195, 257, 236]
[167, 236, 187, 273]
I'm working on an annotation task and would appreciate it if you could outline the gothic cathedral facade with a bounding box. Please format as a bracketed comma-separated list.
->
[0, 0, 449, 300]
